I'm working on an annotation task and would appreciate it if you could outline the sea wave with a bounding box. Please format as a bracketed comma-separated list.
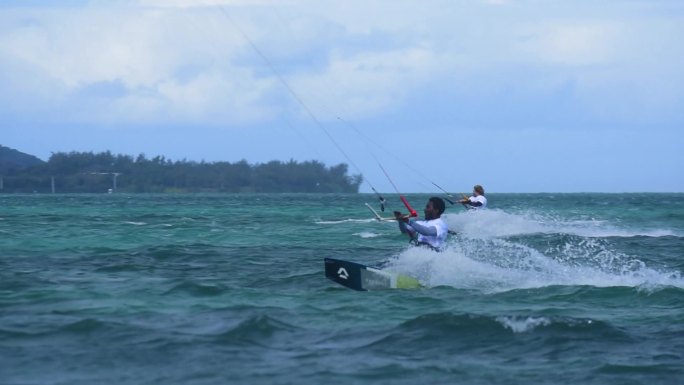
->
[359, 312, 629, 354]
[213, 314, 300, 346]
[163, 281, 229, 297]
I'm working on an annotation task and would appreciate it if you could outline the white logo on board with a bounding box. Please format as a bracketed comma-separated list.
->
[337, 267, 349, 280]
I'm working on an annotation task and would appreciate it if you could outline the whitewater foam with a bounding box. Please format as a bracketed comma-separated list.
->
[384, 237, 684, 293]
[123, 221, 147, 226]
[315, 218, 376, 225]
[353, 232, 382, 239]
[445, 209, 679, 238]
[495, 316, 552, 333]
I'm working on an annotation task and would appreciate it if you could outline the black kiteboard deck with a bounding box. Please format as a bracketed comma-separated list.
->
[324, 257, 421, 291]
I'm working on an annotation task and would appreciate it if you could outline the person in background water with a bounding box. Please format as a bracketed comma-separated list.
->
[460, 184, 487, 209]
[394, 197, 448, 251]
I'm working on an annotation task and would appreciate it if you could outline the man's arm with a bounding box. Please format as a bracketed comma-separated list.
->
[395, 211, 416, 239]
[407, 219, 438, 236]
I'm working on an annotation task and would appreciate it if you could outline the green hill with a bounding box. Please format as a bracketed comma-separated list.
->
[0, 145, 45, 173]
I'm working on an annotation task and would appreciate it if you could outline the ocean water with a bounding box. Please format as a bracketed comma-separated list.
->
[1, 193, 682, 385]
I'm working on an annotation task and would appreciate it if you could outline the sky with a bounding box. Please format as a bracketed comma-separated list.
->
[1, 0, 683, 193]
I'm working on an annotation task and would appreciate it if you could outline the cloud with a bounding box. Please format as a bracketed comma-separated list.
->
[515, 21, 623, 66]
[0, 1, 447, 127]
[0, 6, 278, 125]
[133, 0, 284, 8]
[0, 0, 682, 131]
[508, 16, 684, 123]
[290, 48, 439, 121]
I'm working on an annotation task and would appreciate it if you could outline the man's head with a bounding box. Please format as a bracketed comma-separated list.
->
[473, 185, 485, 196]
[425, 197, 446, 220]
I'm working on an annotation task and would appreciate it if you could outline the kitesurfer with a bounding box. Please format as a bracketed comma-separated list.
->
[394, 197, 448, 251]
[460, 185, 487, 209]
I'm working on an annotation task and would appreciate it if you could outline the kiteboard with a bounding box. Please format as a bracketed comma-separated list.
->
[324, 257, 422, 291]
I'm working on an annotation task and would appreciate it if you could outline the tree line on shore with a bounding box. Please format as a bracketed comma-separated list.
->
[0, 150, 363, 193]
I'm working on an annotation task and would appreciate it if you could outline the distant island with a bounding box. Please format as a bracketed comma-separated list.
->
[0, 145, 362, 193]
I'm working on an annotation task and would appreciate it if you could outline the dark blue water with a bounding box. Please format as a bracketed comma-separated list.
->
[1, 193, 682, 384]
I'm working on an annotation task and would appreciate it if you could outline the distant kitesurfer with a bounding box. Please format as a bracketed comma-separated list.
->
[394, 197, 448, 251]
[460, 185, 487, 209]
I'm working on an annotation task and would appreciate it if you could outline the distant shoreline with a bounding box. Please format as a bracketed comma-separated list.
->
[0, 150, 362, 194]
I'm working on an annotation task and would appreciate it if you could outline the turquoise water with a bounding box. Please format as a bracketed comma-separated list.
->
[1, 193, 683, 384]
